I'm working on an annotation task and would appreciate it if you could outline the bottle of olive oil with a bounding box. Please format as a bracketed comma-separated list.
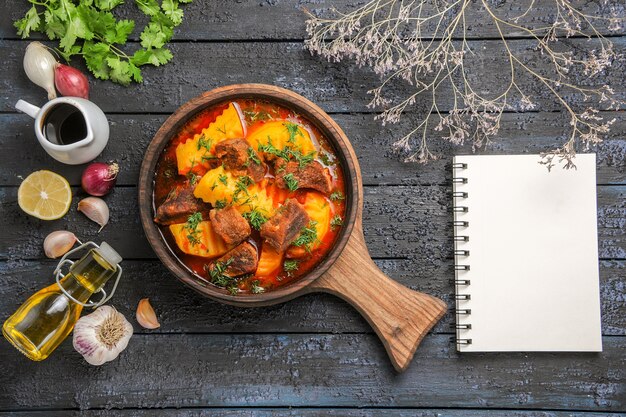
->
[2, 242, 122, 361]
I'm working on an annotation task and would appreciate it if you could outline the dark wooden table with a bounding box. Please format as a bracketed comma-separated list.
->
[0, 1, 624, 416]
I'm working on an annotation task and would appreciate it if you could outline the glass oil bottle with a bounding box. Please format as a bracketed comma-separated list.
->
[2, 242, 122, 361]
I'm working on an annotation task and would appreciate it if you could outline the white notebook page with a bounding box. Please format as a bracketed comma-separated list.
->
[453, 154, 602, 352]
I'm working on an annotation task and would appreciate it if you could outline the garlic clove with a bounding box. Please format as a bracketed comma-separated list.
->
[136, 298, 161, 329]
[43, 230, 77, 258]
[77, 197, 109, 232]
[23, 42, 57, 100]
[73, 306, 133, 366]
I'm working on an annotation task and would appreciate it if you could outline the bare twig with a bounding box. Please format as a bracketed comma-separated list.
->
[305, 0, 624, 167]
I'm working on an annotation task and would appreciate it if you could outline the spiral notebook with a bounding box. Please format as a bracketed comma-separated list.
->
[452, 154, 602, 352]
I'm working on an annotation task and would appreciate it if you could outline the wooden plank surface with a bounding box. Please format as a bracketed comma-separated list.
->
[1, 259, 623, 336]
[0, 0, 624, 415]
[1, 111, 625, 187]
[2, 38, 625, 115]
[1, 412, 625, 417]
[0, 185, 623, 261]
[2, 0, 624, 41]
[0, 334, 624, 410]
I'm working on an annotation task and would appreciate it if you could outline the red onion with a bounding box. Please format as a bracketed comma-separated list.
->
[82, 162, 119, 196]
[54, 63, 89, 99]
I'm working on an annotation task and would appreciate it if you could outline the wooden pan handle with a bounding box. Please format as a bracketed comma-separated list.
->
[306, 225, 447, 372]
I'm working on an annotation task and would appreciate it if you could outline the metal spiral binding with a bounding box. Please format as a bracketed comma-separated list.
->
[453, 160, 471, 346]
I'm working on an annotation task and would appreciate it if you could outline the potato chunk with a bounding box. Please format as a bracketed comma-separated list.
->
[176, 102, 246, 176]
[169, 220, 229, 258]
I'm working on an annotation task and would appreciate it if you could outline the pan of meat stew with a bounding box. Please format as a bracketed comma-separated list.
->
[139, 84, 447, 371]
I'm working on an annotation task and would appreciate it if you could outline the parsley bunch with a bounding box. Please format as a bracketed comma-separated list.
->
[14, 0, 193, 85]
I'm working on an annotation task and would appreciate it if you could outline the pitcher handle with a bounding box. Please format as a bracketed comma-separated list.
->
[15, 100, 40, 119]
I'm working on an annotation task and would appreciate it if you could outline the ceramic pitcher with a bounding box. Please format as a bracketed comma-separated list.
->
[15, 97, 109, 165]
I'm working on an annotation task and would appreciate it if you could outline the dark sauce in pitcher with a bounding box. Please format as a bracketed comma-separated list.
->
[43, 103, 87, 145]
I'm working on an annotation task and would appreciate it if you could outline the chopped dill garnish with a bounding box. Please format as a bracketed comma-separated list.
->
[250, 280, 265, 294]
[283, 173, 299, 191]
[319, 152, 334, 166]
[242, 208, 269, 230]
[215, 125, 226, 134]
[331, 215, 343, 231]
[329, 191, 344, 201]
[184, 212, 203, 246]
[214, 199, 228, 209]
[197, 134, 213, 152]
[243, 109, 272, 123]
[288, 149, 316, 168]
[291, 221, 318, 252]
[232, 175, 255, 203]
[218, 173, 228, 185]
[284, 122, 303, 144]
[187, 172, 199, 186]
[258, 138, 290, 160]
[247, 147, 261, 165]
[283, 259, 299, 274]
[208, 258, 234, 287]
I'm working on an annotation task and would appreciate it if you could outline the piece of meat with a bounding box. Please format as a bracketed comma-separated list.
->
[275, 160, 332, 195]
[211, 242, 258, 277]
[214, 137, 266, 182]
[154, 185, 212, 225]
[209, 205, 251, 246]
[260, 199, 309, 251]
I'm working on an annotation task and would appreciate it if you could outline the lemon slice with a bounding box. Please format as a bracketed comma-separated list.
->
[18, 170, 72, 220]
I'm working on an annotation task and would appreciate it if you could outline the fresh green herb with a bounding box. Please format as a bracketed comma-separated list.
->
[284, 122, 303, 144]
[184, 212, 203, 246]
[283, 173, 299, 191]
[208, 258, 234, 287]
[258, 138, 290, 160]
[258, 137, 315, 168]
[288, 149, 316, 168]
[247, 147, 261, 165]
[291, 221, 319, 252]
[215, 125, 226, 135]
[283, 259, 299, 274]
[319, 152, 334, 166]
[243, 109, 273, 123]
[218, 173, 229, 185]
[214, 199, 228, 209]
[235, 175, 254, 194]
[242, 208, 269, 230]
[186, 171, 199, 186]
[15, 0, 194, 85]
[197, 134, 212, 151]
[164, 168, 175, 179]
[250, 280, 265, 294]
[329, 191, 345, 201]
[331, 215, 343, 231]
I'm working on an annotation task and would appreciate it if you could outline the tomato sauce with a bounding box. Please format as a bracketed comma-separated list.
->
[153, 99, 347, 294]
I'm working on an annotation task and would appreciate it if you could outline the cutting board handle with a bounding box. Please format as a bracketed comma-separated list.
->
[307, 225, 447, 372]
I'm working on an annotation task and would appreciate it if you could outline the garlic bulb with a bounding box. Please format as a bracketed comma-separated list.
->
[23, 42, 58, 100]
[77, 197, 109, 232]
[43, 230, 77, 258]
[73, 306, 133, 366]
